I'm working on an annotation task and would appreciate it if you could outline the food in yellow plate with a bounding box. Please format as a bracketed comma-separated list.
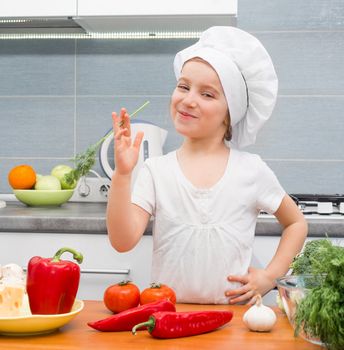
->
[0, 264, 31, 317]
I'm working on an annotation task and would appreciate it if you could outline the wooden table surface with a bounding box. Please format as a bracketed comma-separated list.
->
[0, 301, 322, 350]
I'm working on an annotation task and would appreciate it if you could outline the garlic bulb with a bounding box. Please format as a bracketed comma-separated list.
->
[243, 294, 277, 332]
[0, 263, 26, 287]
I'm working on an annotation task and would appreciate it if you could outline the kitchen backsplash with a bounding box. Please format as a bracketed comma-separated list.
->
[0, 0, 343, 195]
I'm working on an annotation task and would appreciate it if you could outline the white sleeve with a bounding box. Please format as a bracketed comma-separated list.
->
[131, 162, 156, 215]
[255, 158, 286, 214]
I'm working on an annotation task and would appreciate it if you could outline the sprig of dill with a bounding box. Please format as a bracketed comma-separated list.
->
[64, 101, 150, 186]
[292, 239, 344, 350]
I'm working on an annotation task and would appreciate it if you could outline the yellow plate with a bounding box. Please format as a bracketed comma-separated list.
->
[0, 300, 84, 336]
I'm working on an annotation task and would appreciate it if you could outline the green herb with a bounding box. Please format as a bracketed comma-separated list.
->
[292, 239, 344, 350]
[290, 238, 333, 275]
[64, 138, 103, 186]
[64, 101, 150, 186]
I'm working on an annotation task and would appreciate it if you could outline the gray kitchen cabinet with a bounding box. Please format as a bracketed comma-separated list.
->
[1, 227, 342, 305]
[1, 0, 77, 17]
[76, 0, 237, 33]
[0, 232, 152, 300]
[77, 0, 236, 16]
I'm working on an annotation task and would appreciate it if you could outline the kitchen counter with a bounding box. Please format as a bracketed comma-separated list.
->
[0, 201, 343, 237]
[0, 301, 321, 350]
[0, 201, 110, 234]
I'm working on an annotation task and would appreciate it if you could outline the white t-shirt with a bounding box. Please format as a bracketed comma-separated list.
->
[132, 149, 285, 304]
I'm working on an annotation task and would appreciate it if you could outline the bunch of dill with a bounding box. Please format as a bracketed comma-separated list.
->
[292, 239, 344, 350]
[64, 137, 105, 187]
[64, 101, 150, 187]
[290, 238, 333, 275]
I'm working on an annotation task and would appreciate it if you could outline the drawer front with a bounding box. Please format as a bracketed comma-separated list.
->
[252, 235, 344, 270]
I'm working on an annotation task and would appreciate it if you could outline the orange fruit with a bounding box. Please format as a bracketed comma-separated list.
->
[8, 164, 37, 189]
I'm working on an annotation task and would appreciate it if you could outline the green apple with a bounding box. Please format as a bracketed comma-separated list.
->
[51, 164, 77, 190]
[34, 175, 61, 190]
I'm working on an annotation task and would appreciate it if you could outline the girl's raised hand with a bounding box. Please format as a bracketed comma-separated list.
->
[112, 108, 144, 176]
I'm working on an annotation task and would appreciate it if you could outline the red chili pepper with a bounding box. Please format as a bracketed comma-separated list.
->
[26, 247, 83, 315]
[87, 300, 176, 332]
[132, 310, 233, 338]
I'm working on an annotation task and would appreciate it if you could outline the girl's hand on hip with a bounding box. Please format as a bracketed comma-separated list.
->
[112, 108, 144, 176]
[225, 267, 275, 305]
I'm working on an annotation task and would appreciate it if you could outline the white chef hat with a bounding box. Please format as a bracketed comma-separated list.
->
[173, 26, 278, 148]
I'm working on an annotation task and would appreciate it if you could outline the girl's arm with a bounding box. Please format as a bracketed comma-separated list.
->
[106, 172, 151, 252]
[226, 194, 308, 304]
[106, 108, 151, 252]
[264, 194, 308, 279]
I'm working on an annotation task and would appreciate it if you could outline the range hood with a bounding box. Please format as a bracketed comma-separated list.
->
[0, 14, 237, 36]
[0, 0, 237, 39]
[0, 17, 86, 34]
[73, 14, 237, 34]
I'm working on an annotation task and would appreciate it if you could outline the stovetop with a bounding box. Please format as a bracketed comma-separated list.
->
[289, 194, 344, 215]
[259, 194, 344, 217]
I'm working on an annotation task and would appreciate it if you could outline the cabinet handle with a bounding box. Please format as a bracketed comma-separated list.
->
[23, 267, 130, 275]
[81, 268, 130, 275]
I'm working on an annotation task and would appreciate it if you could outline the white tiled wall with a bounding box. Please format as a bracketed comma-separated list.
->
[0, 0, 344, 194]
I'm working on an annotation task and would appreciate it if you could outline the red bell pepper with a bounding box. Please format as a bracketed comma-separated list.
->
[26, 247, 83, 315]
[88, 300, 176, 332]
[132, 310, 233, 338]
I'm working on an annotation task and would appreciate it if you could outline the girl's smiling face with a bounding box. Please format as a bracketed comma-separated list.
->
[170, 58, 229, 142]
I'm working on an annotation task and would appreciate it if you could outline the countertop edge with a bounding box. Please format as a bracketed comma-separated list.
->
[0, 202, 343, 237]
[1, 219, 343, 237]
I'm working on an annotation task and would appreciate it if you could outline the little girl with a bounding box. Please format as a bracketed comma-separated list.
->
[106, 26, 308, 304]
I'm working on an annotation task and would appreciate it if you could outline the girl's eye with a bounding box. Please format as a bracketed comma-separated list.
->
[177, 84, 189, 91]
[202, 92, 214, 98]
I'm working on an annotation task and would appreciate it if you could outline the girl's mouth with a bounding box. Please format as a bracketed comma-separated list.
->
[178, 111, 197, 119]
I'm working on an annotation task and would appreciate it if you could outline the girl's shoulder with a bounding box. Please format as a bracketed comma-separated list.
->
[143, 151, 177, 170]
[229, 149, 274, 181]
[230, 148, 264, 166]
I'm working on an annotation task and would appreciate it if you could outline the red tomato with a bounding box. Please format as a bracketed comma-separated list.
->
[140, 283, 176, 305]
[103, 281, 140, 313]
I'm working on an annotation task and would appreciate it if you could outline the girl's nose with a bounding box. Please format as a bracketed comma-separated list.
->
[182, 91, 197, 108]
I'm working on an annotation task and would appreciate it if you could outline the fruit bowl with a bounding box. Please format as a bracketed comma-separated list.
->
[276, 275, 324, 347]
[13, 189, 74, 207]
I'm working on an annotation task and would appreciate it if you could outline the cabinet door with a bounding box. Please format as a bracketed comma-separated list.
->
[77, 0, 237, 16]
[0, 232, 152, 300]
[252, 235, 344, 271]
[1, 0, 77, 17]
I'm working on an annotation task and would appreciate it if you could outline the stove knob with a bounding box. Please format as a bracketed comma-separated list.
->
[317, 202, 333, 214]
[339, 202, 344, 214]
